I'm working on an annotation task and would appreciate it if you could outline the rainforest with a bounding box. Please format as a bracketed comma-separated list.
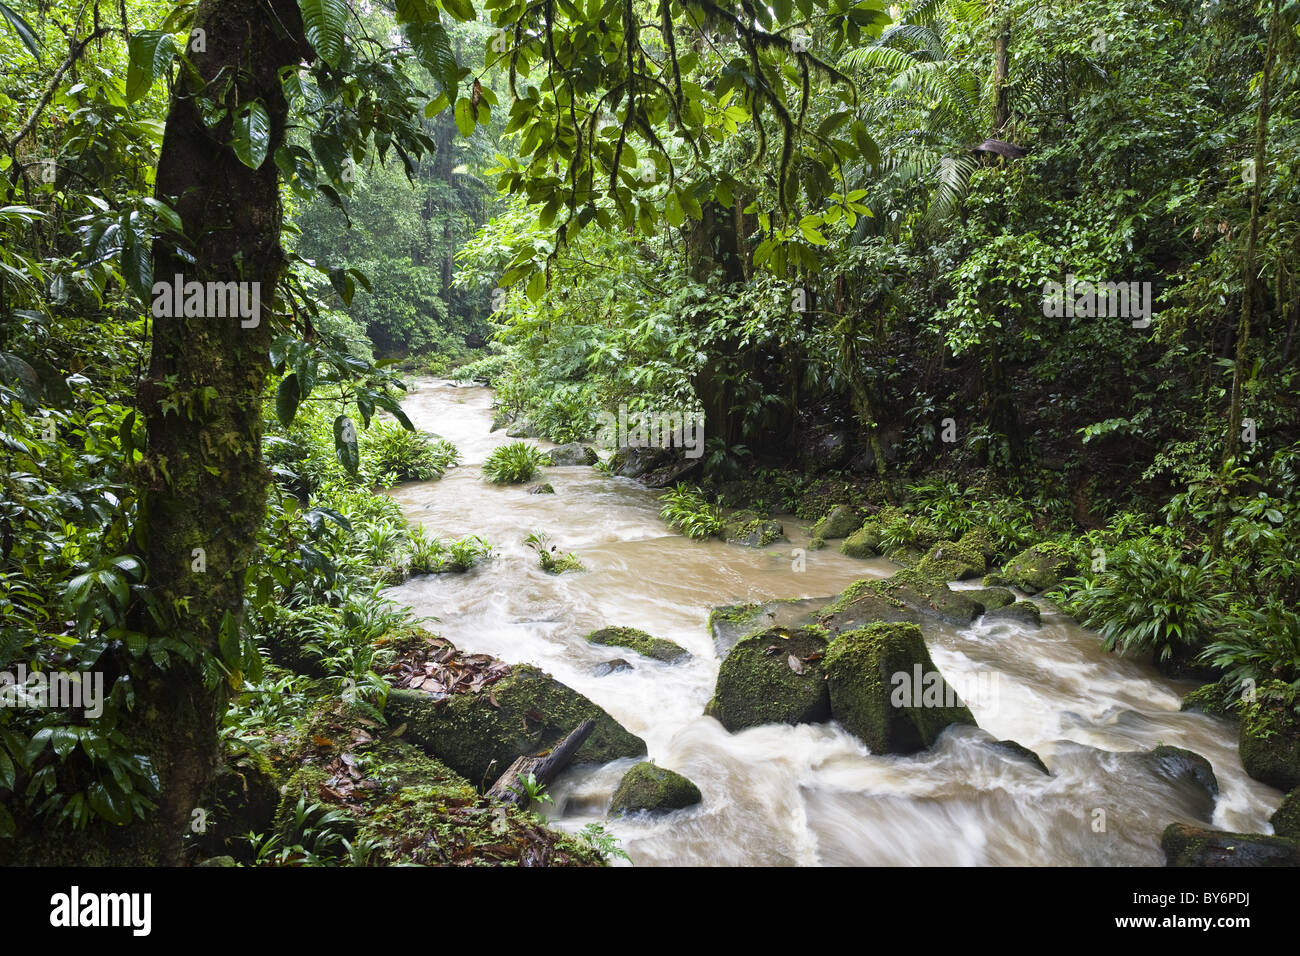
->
[0, 0, 1298, 889]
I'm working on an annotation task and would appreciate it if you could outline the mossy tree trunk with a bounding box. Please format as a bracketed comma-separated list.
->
[124, 0, 310, 864]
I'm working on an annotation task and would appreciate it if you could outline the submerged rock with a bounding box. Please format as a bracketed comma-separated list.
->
[823, 621, 977, 755]
[585, 626, 690, 663]
[592, 658, 632, 677]
[544, 442, 598, 466]
[386, 665, 647, 786]
[1144, 745, 1220, 817]
[1162, 823, 1300, 867]
[963, 587, 1016, 613]
[984, 600, 1042, 626]
[990, 739, 1050, 775]
[811, 505, 861, 540]
[527, 482, 555, 494]
[608, 762, 702, 815]
[723, 514, 785, 547]
[706, 626, 831, 732]
[997, 543, 1076, 594]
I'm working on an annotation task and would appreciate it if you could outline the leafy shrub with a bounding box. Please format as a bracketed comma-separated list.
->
[1059, 540, 1230, 662]
[408, 529, 493, 574]
[482, 441, 548, 484]
[659, 484, 725, 539]
[1202, 599, 1300, 698]
[363, 422, 459, 485]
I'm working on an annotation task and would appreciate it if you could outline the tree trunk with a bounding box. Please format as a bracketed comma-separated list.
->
[485, 719, 596, 807]
[127, 0, 310, 864]
[991, 13, 1012, 134]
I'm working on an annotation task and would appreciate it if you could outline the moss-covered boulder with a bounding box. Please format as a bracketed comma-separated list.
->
[706, 626, 831, 732]
[1161, 823, 1300, 867]
[1180, 682, 1240, 721]
[543, 442, 599, 466]
[811, 505, 861, 540]
[528, 482, 555, 494]
[386, 665, 647, 786]
[723, 514, 785, 547]
[818, 568, 981, 633]
[1239, 682, 1300, 791]
[708, 597, 832, 657]
[823, 622, 977, 755]
[984, 600, 1042, 626]
[919, 537, 986, 581]
[808, 536, 826, 550]
[841, 522, 883, 558]
[1271, 788, 1300, 840]
[585, 626, 690, 663]
[957, 527, 998, 564]
[608, 762, 702, 815]
[998, 543, 1077, 594]
[964, 587, 1016, 613]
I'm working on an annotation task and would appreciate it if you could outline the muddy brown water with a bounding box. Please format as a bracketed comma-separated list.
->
[384, 380, 1280, 866]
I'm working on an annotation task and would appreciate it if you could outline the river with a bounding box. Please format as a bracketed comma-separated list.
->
[384, 380, 1279, 866]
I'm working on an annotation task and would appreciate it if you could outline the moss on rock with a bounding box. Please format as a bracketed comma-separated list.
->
[608, 762, 702, 815]
[1239, 681, 1300, 792]
[706, 626, 831, 732]
[386, 665, 647, 786]
[1180, 682, 1240, 721]
[823, 621, 977, 755]
[964, 587, 1016, 612]
[999, 543, 1077, 594]
[1271, 788, 1300, 840]
[984, 600, 1042, 626]
[811, 504, 861, 540]
[585, 626, 690, 663]
[724, 513, 785, 547]
[1162, 822, 1300, 867]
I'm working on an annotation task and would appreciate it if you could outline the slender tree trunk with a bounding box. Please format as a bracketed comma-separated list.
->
[991, 11, 1012, 134]
[1225, 0, 1280, 464]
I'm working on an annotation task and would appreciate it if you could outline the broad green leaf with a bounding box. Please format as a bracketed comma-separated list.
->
[298, 0, 347, 68]
[333, 415, 359, 474]
[231, 101, 271, 169]
[1, 1, 41, 61]
[126, 31, 175, 102]
[454, 96, 475, 136]
[276, 373, 301, 426]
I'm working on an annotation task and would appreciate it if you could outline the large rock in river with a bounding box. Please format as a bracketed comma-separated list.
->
[543, 442, 598, 466]
[706, 626, 831, 732]
[608, 762, 702, 815]
[818, 567, 982, 633]
[607, 446, 700, 487]
[823, 621, 977, 755]
[1239, 681, 1300, 791]
[995, 543, 1076, 594]
[811, 504, 861, 540]
[1162, 822, 1300, 867]
[386, 665, 646, 786]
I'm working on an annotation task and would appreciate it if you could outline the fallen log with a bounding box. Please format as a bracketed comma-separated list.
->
[486, 719, 596, 807]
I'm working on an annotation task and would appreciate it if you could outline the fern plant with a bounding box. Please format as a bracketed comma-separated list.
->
[659, 484, 724, 539]
[482, 441, 548, 484]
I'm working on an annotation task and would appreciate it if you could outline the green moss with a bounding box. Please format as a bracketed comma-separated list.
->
[823, 622, 976, 755]
[387, 665, 647, 786]
[706, 626, 831, 732]
[984, 600, 1042, 626]
[608, 762, 702, 815]
[808, 536, 826, 550]
[1000, 543, 1077, 594]
[1239, 681, 1300, 791]
[585, 627, 689, 663]
[811, 505, 861, 540]
[964, 587, 1016, 612]
[709, 603, 761, 628]
[1180, 682, 1240, 721]
[1271, 788, 1300, 840]
[724, 514, 785, 547]
[1162, 822, 1300, 867]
